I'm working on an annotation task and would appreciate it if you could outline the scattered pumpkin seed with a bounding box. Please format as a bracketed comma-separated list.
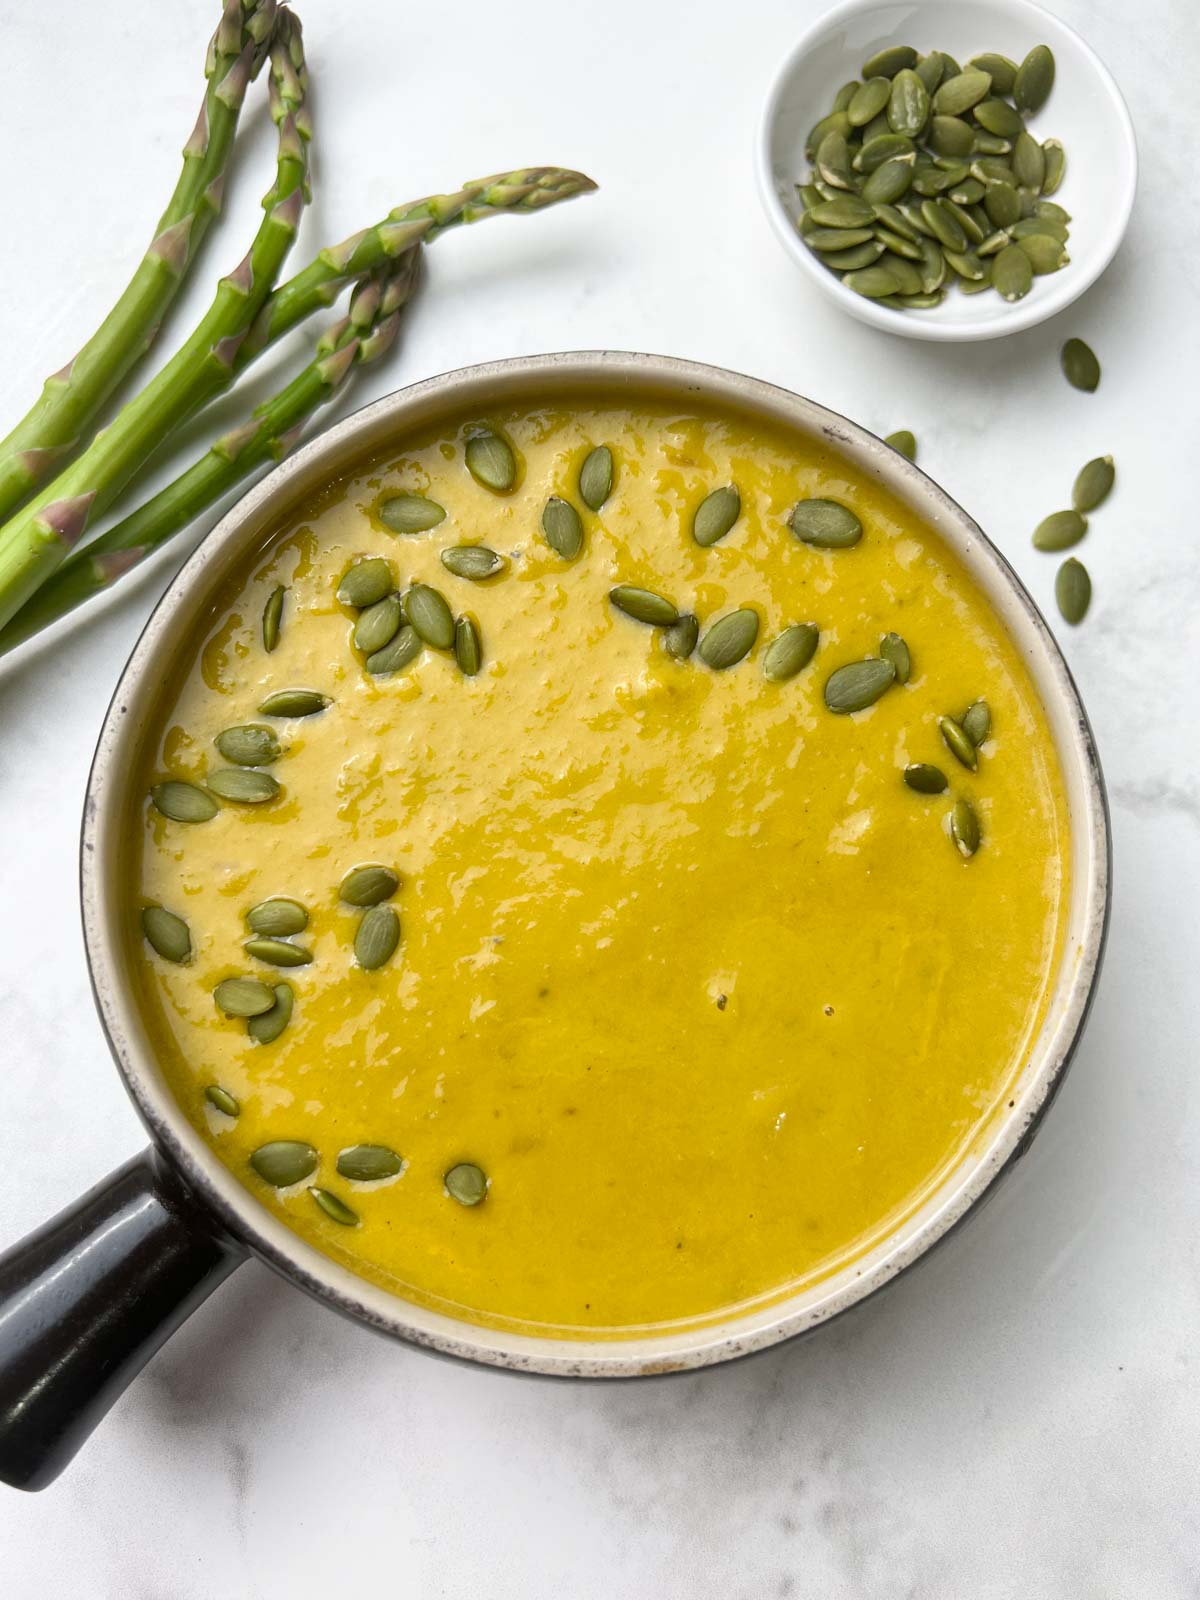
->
[939, 715, 977, 770]
[337, 1145, 404, 1182]
[379, 493, 446, 534]
[1033, 509, 1087, 552]
[609, 585, 678, 627]
[308, 1187, 358, 1226]
[246, 898, 308, 936]
[247, 981, 294, 1045]
[151, 780, 218, 824]
[366, 626, 421, 676]
[353, 593, 403, 655]
[258, 689, 330, 718]
[204, 1085, 240, 1118]
[904, 762, 948, 794]
[763, 623, 819, 682]
[962, 700, 991, 747]
[579, 445, 614, 510]
[402, 584, 455, 649]
[1061, 338, 1099, 392]
[951, 796, 981, 857]
[206, 768, 280, 804]
[454, 614, 482, 677]
[337, 557, 394, 608]
[663, 614, 699, 660]
[214, 976, 276, 1017]
[142, 905, 191, 963]
[215, 724, 280, 767]
[542, 496, 584, 560]
[692, 485, 741, 547]
[262, 586, 285, 653]
[355, 904, 401, 970]
[879, 631, 911, 683]
[698, 608, 759, 670]
[884, 429, 917, 460]
[340, 865, 399, 906]
[824, 657, 895, 713]
[789, 498, 863, 549]
[445, 1162, 488, 1206]
[440, 545, 506, 581]
[1056, 557, 1091, 623]
[250, 1140, 317, 1187]
[464, 428, 516, 493]
[1013, 44, 1055, 113]
[1073, 455, 1115, 513]
[244, 937, 312, 968]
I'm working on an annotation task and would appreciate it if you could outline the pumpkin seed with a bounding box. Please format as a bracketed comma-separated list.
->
[340, 865, 400, 906]
[763, 623, 819, 682]
[440, 544, 506, 581]
[879, 631, 911, 683]
[948, 180, 987, 211]
[848, 76, 891, 127]
[978, 230, 1009, 258]
[353, 593, 402, 655]
[142, 905, 191, 963]
[887, 69, 929, 138]
[884, 429, 916, 460]
[337, 1144, 403, 1182]
[379, 493, 446, 533]
[897, 291, 945, 309]
[972, 133, 1013, 157]
[946, 198, 986, 244]
[917, 236, 946, 292]
[308, 1187, 358, 1226]
[1041, 139, 1066, 195]
[692, 484, 741, 547]
[262, 586, 285, 653]
[609, 585, 678, 627]
[214, 976, 276, 1017]
[933, 68, 991, 117]
[805, 224, 878, 252]
[854, 133, 915, 172]
[859, 111, 891, 145]
[807, 196, 876, 229]
[258, 689, 330, 718]
[579, 445, 614, 510]
[1013, 44, 1055, 113]
[959, 270, 994, 295]
[970, 156, 1016, 185]
[968, 53, 1017, 96]
[247, 898, 308, 936]
[832, 81, 859, 114]
[1056, 558, 1091, 624]
[247, 981, 294, 1044]
[974, 98, 1024, 139]
[244, 937, 312, 968]
[816, 129, 854, 189]
[1016, 233, 1066, 274]
[962, 700, 991, 747]
[863, 158, 914, 205]
[929, 114, 974, 157]
[337, 557, 394, 608]
[151, 780, 218, 824]
[824, 241, 887, 271]
[862, 44, 917, 79]
[206, 768, 280, 804]
[1061, 338, 1100, 392]
[881, 255, 923, 294]
[874, 201, 922, 241]
[789, 498, 863, 548]
[250, 1140, 317, 1187]
[939, 716, 977, 770]
[204, 1085, 240, 1117]
[1035, 199, 1071, 223]
[805, 110, 852, 161]
[915, 52, 946, 94]
[875, 227, 922, 262]
[366, 626, 421, 677]
[464, 428, 516, 492]
[904, 762, 948, 794]
[951, 796, 981, 858]
[542, 495, 584, 560]
[215, 724, 280, 767]
[1073, 456, 1115, 514]
[445, 1162, 488, 1206]
[663, 614, 699, 660]
[992, 244, 1033, 301]
[698, 608, 759, 670]
[943, 248, 986, 282]
[1010, 216, 1068, 244]
[983, 182, 1021, 228]
[1012, 131, 1046, 191]
[454, 614, 482, 677]
[355, 904, 401, 970]
[1032, 509, 1087, 552]
[823, 657, 895, 713]
[920, 198, 966, 251]
[402, 584, 455, 649]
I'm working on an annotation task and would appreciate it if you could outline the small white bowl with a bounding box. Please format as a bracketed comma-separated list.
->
[756, 0, 1138, 341]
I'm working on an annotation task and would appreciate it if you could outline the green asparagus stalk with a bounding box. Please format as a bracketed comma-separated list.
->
[0, 9, 310, 634]
[0, 0, 278, 524]
[0, 258, 420, 656]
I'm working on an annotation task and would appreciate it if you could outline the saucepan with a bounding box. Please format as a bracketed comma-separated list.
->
[0, 352, 1111, 1491]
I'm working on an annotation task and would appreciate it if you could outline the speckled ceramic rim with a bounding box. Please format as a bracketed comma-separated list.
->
[81, 351, 1110, 1377]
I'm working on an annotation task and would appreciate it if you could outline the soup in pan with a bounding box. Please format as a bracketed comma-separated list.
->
[130, 399, 1069, 1336]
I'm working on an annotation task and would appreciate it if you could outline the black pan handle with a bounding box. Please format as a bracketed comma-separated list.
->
[0, 1148, 244, 1491]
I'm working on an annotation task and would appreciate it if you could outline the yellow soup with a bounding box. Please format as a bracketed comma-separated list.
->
[132, 400, 1069, 1338]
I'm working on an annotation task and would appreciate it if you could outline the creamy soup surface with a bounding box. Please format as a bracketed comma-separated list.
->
[132, 399, 1069, 1337]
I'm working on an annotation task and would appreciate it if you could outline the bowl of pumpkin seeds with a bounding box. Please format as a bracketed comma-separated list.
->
[756, 0, 1137, 339]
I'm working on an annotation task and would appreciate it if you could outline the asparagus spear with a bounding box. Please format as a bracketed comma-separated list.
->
[0, 8, 310, 634]
[0, 0, 278, 524]
[0, 259, 420, 656]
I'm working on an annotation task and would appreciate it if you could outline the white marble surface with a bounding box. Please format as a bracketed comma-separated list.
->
[1, 0, 1197, 1590]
